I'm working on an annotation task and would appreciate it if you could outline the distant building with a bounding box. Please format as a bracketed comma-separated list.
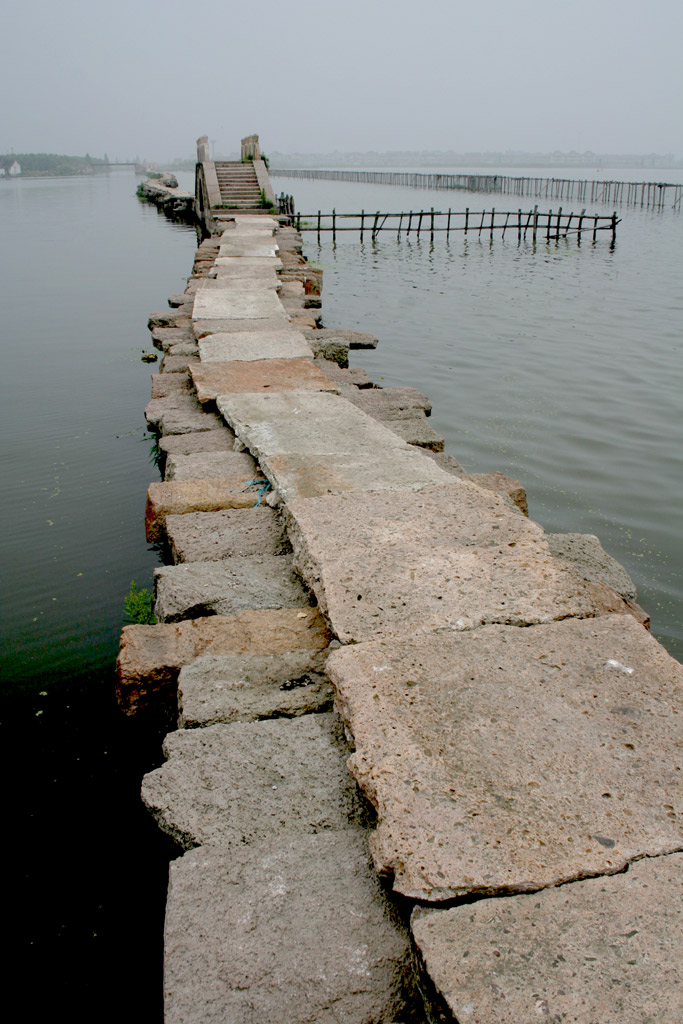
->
[0, 166, 5, 177]
[8, 160, 21, 176]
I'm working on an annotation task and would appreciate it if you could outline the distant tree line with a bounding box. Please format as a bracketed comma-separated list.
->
[0, 153, 108, 175]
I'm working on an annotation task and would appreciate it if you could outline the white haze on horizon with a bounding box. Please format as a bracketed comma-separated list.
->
[1, 0, 682, 163]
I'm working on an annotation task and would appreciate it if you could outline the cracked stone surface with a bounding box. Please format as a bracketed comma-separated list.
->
[385, 416, 445, 451]
[260, 449, 453, 503]
[198, 329, 312, 362]
[192, 288, 286, 322]
[154, 555, 311, 622]
[191, 358, 339, 402]
[327, 614, 683, 900]
[178, 649, 332, 727]
[411, 853, 682, 1024]
[116, 607, 329, 715]
[141, 712, 366, 849]
[146, 478, 264, 541]
[285, 482, 642, 643]
[166, 506, 288, 563]
[218, 391, 410, 461]
[164, 833, 419, 1024]
[164, 451, 256, 482]
[548, 532, 638, 600]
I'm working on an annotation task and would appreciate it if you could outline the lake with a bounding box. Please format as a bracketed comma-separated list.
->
[1, 165, 680, 1019]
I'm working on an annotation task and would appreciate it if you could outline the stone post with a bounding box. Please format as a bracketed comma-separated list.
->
[196, 136, 211, 162]
[241, 135, 261, 161]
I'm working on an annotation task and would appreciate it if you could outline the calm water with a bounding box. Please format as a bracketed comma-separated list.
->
[1, 170, 196, 1020]
[277, 169, 683, 661]
[1, 166, 680, 1016]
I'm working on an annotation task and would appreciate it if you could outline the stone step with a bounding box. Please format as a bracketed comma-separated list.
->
[153, 555, 311, 622]
[198, 329, 312, 363]
[327, 614, 682, 901]
[163, 833, 419, 1024]
[165, 506, 288, 564]
[177, 648, 331, 727]
[141, 712, 365, 849]
[190, 358, 339, 403]
[411, 852, 682, 1024]
[116, 607, 329, 715]
[164, 451, 256, 482]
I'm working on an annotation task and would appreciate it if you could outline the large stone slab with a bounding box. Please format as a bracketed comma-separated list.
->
[212, 256, 283, 276]
[152, 326, 195, 350]
[198, 329, 312, 363]
[178, 649, 331, 726]
[194, 316, 297, 338]
[548, 531, 638, 600]
[158, 429, 236, 458]
[218, 391, 412, 462]
[386, 416, 445, 451]
[192, 287, 286, 322]
[191, 358, 339, 402]
[116, 607, 329, 715]
[154, 555, 310, 622]
[411, 853, 682, 1024]
[145, 395, 224, 435]
[286, 482, 641, 643]
[327, 614, 683, 900]
[164, 451, 256, 482]
[302, 327, 378, 349]
[260, 449, 454, 503]
[146, 478, 268, 542]
[142, 712, 363, 848]
[198, 272, 280, 290]
[150, 372, 192, 399]
[217, 242, 279, 259]
[346, 386, 432, 417]
[164, 833, 418, 1024]
[166, 506, 288, 563]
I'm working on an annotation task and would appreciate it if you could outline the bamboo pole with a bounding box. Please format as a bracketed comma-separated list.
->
[447, 207, 451, 239]
[332, 208, 336, 242]
[360, 209, 364, 242]
[532, 205, 538, 244]
[372, 211, 379, 241]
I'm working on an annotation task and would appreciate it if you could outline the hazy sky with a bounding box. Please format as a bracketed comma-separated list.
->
[2, 0, 682, 160]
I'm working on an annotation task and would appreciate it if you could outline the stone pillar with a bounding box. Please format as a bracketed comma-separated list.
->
[196, 136, 211, 162]
[240, 134, 261, 161]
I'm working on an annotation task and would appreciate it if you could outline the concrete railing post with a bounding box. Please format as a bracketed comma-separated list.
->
[196, 136, 211, 162]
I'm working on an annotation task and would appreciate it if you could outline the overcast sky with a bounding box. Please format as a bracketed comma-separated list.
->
[2, 0, 681, 161]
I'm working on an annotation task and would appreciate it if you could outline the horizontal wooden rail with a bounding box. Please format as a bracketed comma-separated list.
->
[293, 207, 619, 243]
[272, 168, 682, 211]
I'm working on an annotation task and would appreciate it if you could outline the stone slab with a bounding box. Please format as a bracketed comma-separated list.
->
[116, 607, 329, 715]
[386, 416, 445, 451]
[168, 342, 199, 357]
[217, 243, 279, 259]
[154, 555, 310, 622]
[347, 386, 432, 417]
[260, 449, 454, 503]
[165, 451, 256, 482]
[198, 329, 312, 363]
[146, 478, 268, 542]
[191, 358, 339, 402]
[309, 338, 349, 367]
[152, 326, 195, 350]
[411, 853, 682, 1024]
[198, 272, 280, 291]
[193, 317, 296, 339]
[178, 649, 331, 727]
[192, 288, 286, 322]
[327, 614, 683, 900]
[548, 532, 638, 600]
[150, 372, 192, 399]
[302, 327, 379, 349]
[142, 712, 363, 849]
[217, 391, 412, 462]
[145, 397, 224, 436]
[166, 507, 288, 564]
[160, 353, 200, 373]
[214, 253, 282, 274]
[285, 482, 649, 643]
[469, 471, 529, 516]
[149, 310, 191, 329]
[164, 833, 418, 1024]
[158, 429, 236, 458]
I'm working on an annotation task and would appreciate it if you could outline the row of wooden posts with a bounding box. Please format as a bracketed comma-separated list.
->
[273, 168, 682, 211]
[294, 207, 620, 244]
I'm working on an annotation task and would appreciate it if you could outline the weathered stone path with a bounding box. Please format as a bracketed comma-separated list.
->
[117, 158, 681, 1022]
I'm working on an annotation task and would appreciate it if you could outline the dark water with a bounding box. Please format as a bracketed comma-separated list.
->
[277, 170, 683, 661]
[1, 166, 680, 1017]
[1, 170, 196, 1020]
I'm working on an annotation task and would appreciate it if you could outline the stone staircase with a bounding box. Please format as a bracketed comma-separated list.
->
[214, 160, 263, 209]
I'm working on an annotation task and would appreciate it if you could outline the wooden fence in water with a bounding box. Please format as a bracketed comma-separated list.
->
[272, 168, 682, 211]
[293, 206, 619, 244]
